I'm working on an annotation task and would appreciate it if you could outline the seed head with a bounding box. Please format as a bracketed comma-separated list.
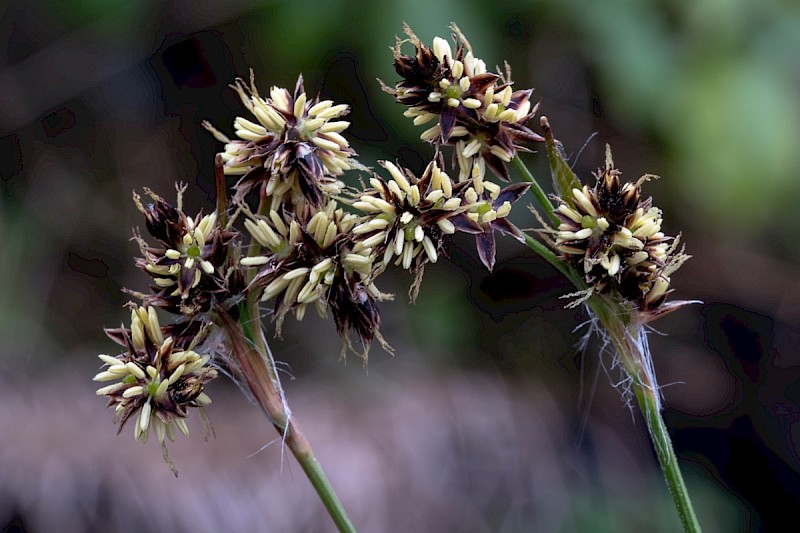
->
[352, 160, 465, 297]
[243, 200, 391, 355]
[382, 23, 543, 181]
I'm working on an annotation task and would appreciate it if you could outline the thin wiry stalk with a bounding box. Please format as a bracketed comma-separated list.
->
[215, 191, 356, 533]
[510, 156, 559, 227]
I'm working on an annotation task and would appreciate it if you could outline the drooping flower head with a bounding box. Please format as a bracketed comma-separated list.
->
[553, 146, 689, 312]
[131, 187, 239, 317]
[241, 200, 391, 355]
[94, 306, 217, 475]
[351, 160, 464, 297]
[382, 23, 543, 181]
[204, 72, 357, 211]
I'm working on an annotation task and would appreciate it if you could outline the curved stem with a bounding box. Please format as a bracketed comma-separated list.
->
[595, 310, 701, 533]
[516, 164, 702, 532]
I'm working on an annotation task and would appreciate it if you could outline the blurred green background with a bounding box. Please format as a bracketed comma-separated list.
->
[2, 0, 798, 531]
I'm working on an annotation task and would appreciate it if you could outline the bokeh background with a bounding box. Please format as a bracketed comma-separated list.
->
[2, 1, 799, 531]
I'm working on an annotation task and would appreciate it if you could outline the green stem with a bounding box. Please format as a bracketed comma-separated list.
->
[634, 378, 702, 533]
[510, 155, 560, 227]
[594, 311, 701, 533]
[516, 163, 701, 532]
[218, 309, 356, 533]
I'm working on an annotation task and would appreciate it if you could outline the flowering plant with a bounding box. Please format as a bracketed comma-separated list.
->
[94, 23, 700, 532]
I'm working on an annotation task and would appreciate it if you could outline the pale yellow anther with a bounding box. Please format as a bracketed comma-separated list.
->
[451, 60, 464, 79]
[413, 114, 435, 126]
[437, 219, 456, 234]
[432, 37, 452, 63]
[463, 139, 481, 158]
[422, 236, 438, 263]
[123, 386, 144, 399]
[284, 267, 310, 280]
[409, 185, 420, 206]
[384, 161, 412, 194]
[425, 189, 445, 203]
[421, 125, 441, 142]
[308, 100, 333, 116]
[316, 104, 349, 119]
[463, 98, 482, 109]
[489, 145, 512, 162]
[320, 120, 350, 133]
[312, 137, 341, 151]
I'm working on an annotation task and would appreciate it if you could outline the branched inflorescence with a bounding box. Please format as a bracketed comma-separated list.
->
[95, 24, 690, 489]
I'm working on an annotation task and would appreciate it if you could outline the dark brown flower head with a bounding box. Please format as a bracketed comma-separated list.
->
[94, 306, 217, 474]
[383, 24, 544, 182]
[553, 146, 689, 311]
[204, 72, 356, 211]
[351, 160, 463, 297]
[242, 200, 391, 353]
[132, 187, 238, 317]
[450, 178, 530, 271]
[382, 23, 498, 143]
[382, 23, 499, 143]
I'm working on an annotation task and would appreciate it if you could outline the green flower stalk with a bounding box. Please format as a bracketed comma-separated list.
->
[384, 24, 701, 531]
[520, 117, 701, 532]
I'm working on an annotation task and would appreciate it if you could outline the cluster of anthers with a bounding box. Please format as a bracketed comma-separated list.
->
[552, 146, 689, 313]
[131, 186, 238, 316]
[382, 22, 543, 182]
[204, 72, 357, 212]
[351, 161, 461, 284]
[94, 307, 217, 475]
[242, 199, 391, 352]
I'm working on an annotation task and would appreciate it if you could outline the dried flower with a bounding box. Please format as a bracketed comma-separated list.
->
[204, 72, 356, 210]
[131, 187, 238, 316]
[94, 306, 217, 475]
[553, 146, 689, 312]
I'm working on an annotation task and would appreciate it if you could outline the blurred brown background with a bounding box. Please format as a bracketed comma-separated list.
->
[2, 1, 799, 531]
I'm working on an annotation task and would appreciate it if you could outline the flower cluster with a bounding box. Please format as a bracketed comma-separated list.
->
[243, 199, 391, 351]
[96, 24, 691, 478]
[351, 161, 461, 286]
[131, 186, 239, 317]
[204, 72, 356, 212]
[94, 306, 217, 474]
[381, 23, 543, 182]
[553, 146, 689, 311]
